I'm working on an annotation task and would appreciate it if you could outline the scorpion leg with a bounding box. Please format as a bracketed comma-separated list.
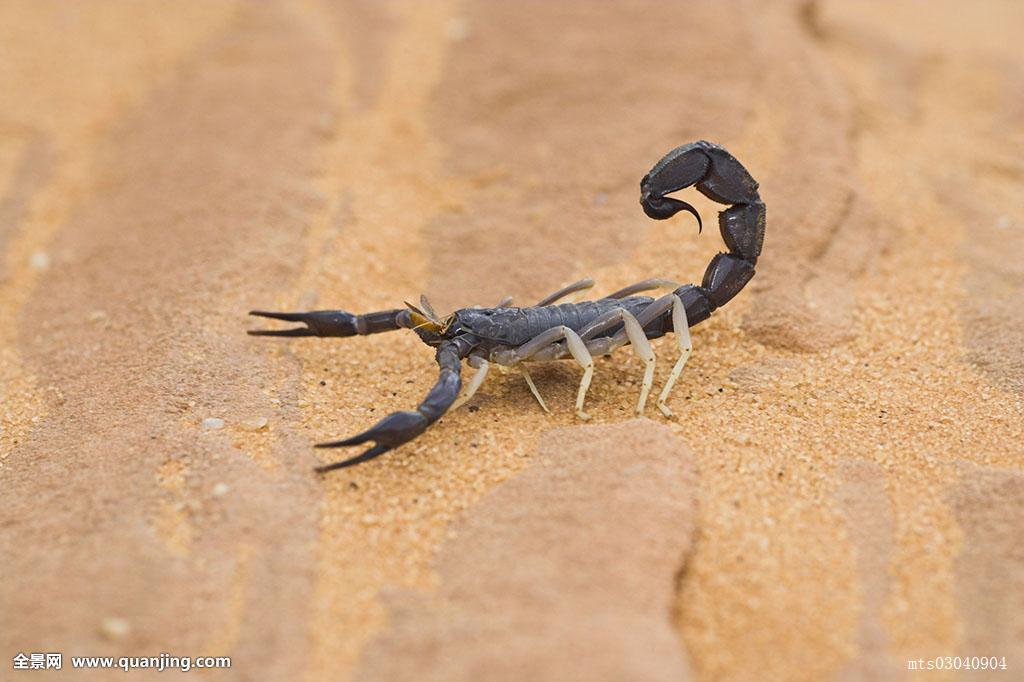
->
[470, 295, 514, 309]
[518, 366, 551, 413]
[248, 308, 408, 337]
[574, 308, 656, 414]
[313, 338, 469, 472]
[603, 278, 679, 300]
[569, 293, 693, 417]
[512, 326, 595, 420]
[450, 355, 489, 411]
[535, 278, 595, 306]
[656, 295, 692, 418]
[491, 344, 552, 412]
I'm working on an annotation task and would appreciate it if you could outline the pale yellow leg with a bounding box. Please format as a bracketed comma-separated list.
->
[562, 326, 595, 420]
[657, 295, 692, 418]
[451, 360, 489, 411]
[619, 310, 656, 415]
[519, 365, 550, 414]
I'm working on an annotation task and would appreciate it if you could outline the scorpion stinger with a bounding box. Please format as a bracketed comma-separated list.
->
[249, 140, 765, 472]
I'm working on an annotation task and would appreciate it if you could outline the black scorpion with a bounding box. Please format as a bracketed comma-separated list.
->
[250, 141, 765, 472]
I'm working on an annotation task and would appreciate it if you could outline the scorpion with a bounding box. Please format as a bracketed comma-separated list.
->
[249, 141, 765, 472]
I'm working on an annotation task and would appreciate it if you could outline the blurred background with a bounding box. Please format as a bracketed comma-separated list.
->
[1, 1, 1021, 680]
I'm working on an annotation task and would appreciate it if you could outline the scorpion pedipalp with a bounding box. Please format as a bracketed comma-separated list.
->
[248, 309, 358, 337]
[310, 337, 471, 471]
[249, 308, 410, 337]
[313, 410, 429, 472]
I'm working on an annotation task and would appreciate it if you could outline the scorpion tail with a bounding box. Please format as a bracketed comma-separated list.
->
[640, 140, 765, 327]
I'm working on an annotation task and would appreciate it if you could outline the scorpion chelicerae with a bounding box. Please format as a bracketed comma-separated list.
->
[250, 141, 765, 472]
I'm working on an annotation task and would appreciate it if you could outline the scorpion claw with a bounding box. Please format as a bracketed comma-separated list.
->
[249, 310, 309, 322]
[313, 410, 430, 469]
[316, 432, 372, 448]
[248, 310, 359, 337]
[313, 444, 392, 473]
[247, 326, 316, 337]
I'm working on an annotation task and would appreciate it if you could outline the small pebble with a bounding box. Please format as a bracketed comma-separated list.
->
[202, 417, 225, 430]
[100, 617, 131, 640]
[211, 483, 229, 497]
[239, 416, 268, 432]
[446, 16, 469, 41]
[29, 251, 51, 271]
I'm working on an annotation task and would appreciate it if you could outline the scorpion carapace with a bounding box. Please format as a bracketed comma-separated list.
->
[249, 141, 765, 472]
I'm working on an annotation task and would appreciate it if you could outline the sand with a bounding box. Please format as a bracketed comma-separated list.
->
[352, 421, 698, 682]
[1, 1, 1022, 681]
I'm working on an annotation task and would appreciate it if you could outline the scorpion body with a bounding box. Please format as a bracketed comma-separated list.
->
[449, 297, 664, 349]
[250, 141, 765, 472]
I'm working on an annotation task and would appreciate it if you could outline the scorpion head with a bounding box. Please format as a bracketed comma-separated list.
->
[406, 299, 459, 346]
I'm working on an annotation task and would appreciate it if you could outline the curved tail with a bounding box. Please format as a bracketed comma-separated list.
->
[640, 140, 765, 327]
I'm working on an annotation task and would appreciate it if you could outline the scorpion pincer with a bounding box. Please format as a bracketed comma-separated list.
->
[249, 141, 765, 472]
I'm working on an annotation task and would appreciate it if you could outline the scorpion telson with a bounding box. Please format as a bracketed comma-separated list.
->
[249, 141, 765, 472]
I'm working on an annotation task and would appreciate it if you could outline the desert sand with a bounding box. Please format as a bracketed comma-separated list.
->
[1, 1, 1022, 681]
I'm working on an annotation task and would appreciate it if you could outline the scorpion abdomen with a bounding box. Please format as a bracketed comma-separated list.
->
[454, 297, 659, 349]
